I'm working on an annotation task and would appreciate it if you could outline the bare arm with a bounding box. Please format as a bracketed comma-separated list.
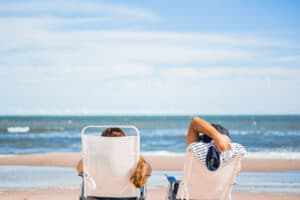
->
[186, 116, 232, 152]
[145, 161, 152, 176]
[76, 159, 83, 174]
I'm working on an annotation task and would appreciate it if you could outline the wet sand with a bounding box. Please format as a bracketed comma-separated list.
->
[1, 188, 300, 200]
[0, 153, 300, 200]
[0, 152, 300, 171]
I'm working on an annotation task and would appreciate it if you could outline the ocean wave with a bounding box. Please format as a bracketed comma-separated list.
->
[141, 128, 186, 137]
[141, 151, 300, 159]
[142, 151, 184, 156]
[245, 152, 300, 159]
[7, 127, 30, 133]
[230, 130, 300, 136]
[0, 131, 80, 139]
[3, 127, 65, 133]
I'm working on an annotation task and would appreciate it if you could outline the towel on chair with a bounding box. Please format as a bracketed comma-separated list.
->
[206, 146, 221, 171]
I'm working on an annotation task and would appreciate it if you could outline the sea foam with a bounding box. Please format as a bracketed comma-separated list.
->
[7, 126, 30, 133]
[142, 151, 300, 159]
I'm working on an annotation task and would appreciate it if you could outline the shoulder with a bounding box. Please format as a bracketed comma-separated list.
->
[187, 142, 211, 162]
[188, 142, 210, 151]
[220, 143, 246, 163]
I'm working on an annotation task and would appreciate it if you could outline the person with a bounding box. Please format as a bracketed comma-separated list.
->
[186, 116, 246, 170]
[76, 127, 152, 188]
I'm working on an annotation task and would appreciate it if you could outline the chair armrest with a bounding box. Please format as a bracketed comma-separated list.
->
[164, 174, 180, 183]
[165, 174, 180, 200]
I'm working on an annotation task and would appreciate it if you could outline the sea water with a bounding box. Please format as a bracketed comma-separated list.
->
[0, 115, 300, 194]
[0, 115, 299, 157]
[0, 166, 299, 194]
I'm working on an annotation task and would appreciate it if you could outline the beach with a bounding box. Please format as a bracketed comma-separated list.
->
[1, 188, 300, 200]
[1, 153, 300, 200]
[1, 115, 300, 199]
[1, 152, 300, 171]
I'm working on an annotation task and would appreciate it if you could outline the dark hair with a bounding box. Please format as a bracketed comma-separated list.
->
[101, 127, 126, 137]
[200, 123, 230, 143]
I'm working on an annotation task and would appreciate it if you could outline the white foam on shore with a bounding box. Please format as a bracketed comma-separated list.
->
[0, 155, 14, 157]
[142, 151, 184, 156]
[142, 151, 300, 159]
[1, 151, 300, 160]
[0, 166, 299, 194]
[245, 152, 300, 160]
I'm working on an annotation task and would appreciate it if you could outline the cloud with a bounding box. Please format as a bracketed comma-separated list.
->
[0, 1, 300, 115]
[4, 65, 300, 115]
[1, 22, 282, 69]
[0, 0, 158, 21]
[266, 55, 300, 64]
[160, 67, 300, 81]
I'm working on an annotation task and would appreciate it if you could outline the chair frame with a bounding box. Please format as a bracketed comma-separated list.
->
[79, 125, 146, 200]
[165, 174, 180, 200]
[165, 152, 240, 200]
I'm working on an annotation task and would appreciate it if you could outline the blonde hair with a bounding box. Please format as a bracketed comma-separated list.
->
[102, 128, 148, 188]
[130, 156, 148, 188]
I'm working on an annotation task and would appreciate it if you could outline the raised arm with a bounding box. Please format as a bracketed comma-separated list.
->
[186, 116, 231, 152]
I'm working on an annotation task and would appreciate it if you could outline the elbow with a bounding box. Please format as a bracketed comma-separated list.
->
[191, 116, 203, 126]
[191, 116, 203, 122]
[191, 116, 198, 124]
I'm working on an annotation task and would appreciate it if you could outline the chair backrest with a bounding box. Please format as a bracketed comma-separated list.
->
[81, 125, 140, 198]
[177, 151, 241, 200]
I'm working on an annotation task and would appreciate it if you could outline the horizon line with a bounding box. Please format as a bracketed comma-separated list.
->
[0, 113, 300, 117]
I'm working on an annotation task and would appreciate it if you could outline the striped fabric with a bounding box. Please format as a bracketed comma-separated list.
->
[188, 141, 246, 166]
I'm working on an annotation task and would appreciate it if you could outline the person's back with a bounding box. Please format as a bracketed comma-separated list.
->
[185, 117, 246, 171]
[166, 117, 246, 199]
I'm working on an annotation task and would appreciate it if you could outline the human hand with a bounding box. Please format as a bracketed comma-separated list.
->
[214, 134, 232, 152]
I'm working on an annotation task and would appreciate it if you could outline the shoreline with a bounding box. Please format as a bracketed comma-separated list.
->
[1, 152, 300, 171]
[1, 152, 300, 199]
[1, 188, 299, 200]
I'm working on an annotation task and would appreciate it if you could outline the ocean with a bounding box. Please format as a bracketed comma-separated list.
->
[1, 115, 300, 157]
[1, 165, 300, 194]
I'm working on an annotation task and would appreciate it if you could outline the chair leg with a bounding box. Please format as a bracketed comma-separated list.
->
[79, 173, 85, 200]
[139, 184, 146, 200]
[166, 182, 179, 200]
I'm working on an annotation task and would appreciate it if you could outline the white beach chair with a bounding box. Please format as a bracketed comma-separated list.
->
[166, 151, 241, 200]
[79, 125, 146, 200]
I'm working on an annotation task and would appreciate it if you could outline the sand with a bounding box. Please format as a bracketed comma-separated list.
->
[1, 152, 300, 171]
[1, 187, 300, 200]
[0, 153, 300, 200]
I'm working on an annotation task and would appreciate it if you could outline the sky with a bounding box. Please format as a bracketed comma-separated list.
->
[0, 0, 300, 115]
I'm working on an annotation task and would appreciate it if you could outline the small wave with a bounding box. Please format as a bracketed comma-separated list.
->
[230, 130, 300, 136]
[141, 151, 184, 156]
[245, 152, 300, 160]
[7, 127, 30, 133]
[141, 151, 300, 159]
[3, 127, 65, 133]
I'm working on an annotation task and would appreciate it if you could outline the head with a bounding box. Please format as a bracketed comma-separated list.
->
[200, 123, 230, 143]
[101, 127, 147, 188]
[101, 127, 126, 137]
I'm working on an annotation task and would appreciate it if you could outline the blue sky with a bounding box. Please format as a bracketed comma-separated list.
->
[0, 0, 300, 115]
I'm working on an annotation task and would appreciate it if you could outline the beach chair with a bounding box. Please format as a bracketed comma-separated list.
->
[79, 125, 146, 200]
[165, 150, 241, 200]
